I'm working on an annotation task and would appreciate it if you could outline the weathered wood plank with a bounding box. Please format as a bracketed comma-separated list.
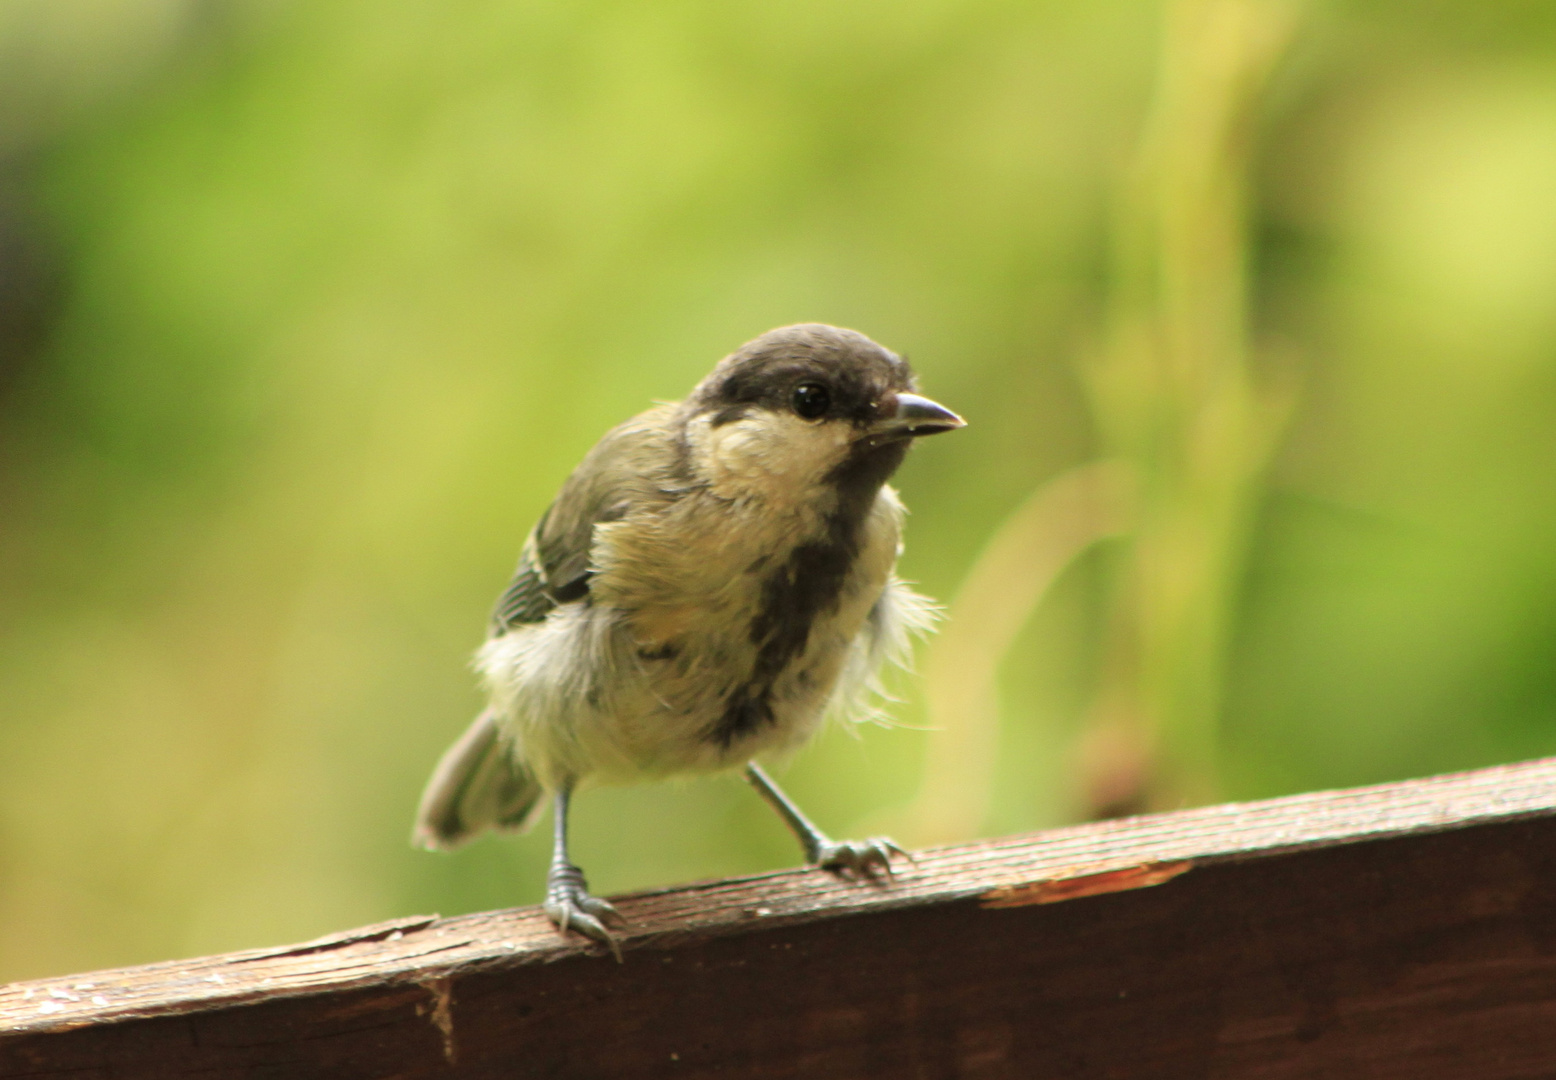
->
[3, 757, 1556, 1077]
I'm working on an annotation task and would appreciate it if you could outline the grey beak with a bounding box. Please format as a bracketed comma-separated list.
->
[878, 392, 966, 438]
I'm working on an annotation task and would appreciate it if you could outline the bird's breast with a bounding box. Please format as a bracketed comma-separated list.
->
[587, 484, 904, 766]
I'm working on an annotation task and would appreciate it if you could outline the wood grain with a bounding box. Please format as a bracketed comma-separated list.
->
[3, 757, 1556, 1077]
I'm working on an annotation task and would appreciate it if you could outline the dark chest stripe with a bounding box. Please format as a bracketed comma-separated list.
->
[707, 444, 906, 748]
[708, 528, 857, 747]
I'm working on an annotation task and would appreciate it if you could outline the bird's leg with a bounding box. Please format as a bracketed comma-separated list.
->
[744, 762, 911, 878]
[543, 782, 624, 960]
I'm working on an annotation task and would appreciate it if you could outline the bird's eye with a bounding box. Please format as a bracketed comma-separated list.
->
[791, 383, 831, 420]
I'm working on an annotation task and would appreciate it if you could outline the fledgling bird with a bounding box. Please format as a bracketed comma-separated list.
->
[413, 324, 963, 955]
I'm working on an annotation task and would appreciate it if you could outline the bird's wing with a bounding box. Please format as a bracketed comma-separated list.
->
[489, 530, 556, 631]
[490, 405, 684, 635]
[420, 408, 687, 848]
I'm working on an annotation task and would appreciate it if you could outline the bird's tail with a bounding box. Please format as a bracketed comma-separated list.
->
[412, 709, 546, 851]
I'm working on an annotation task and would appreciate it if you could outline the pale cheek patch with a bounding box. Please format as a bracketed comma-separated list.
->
[688, 413, 853, 502]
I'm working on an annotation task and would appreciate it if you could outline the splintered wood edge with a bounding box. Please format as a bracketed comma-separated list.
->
[4, 756, 1555, 1036]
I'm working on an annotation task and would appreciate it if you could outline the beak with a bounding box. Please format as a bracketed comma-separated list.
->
[872, 392, 966, 439]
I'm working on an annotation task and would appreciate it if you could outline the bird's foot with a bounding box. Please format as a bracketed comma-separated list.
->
[544, 861, 625, 961]
[811, 836, 913, 879]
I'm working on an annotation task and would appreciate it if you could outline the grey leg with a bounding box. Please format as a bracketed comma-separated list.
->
[745, 762, 910, 877]
[543, 783, 624, 960]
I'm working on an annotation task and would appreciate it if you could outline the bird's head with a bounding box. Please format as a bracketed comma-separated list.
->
[680, 324, 963, 504]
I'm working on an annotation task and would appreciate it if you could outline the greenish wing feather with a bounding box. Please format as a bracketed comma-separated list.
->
[490, 529, 557, 633]
[426, 408, 685, 848]
[489, 406, 684, 636]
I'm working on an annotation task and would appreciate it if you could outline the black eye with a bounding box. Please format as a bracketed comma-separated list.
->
[791, 382, 831, 420]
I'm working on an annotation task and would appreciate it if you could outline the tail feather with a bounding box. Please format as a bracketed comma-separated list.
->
[413, 709, 545, 851]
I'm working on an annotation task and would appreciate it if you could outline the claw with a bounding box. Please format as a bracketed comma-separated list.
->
[814, 836, 914, 879]
[582, 894, 627, 926]
[545, 862, 625, 962]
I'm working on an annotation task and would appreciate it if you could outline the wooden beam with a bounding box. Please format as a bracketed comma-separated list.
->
[4, 758, 1556, 1077]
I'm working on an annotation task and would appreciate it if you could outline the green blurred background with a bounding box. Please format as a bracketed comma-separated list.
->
[3, 0, 1556, 983]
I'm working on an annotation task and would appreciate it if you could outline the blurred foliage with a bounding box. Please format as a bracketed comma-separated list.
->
[2, 0, 1556, 983]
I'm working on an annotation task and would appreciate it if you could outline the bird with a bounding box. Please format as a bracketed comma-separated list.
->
[412, 323, 964, 957]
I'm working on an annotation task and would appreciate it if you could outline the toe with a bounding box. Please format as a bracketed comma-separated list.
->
[544, 898, 573, 935]
[565, 908, 605, 939]
[854, 842, 892, 878]
[869, 838, 912, 875]
[817, 837, 912, 879]
[567, 910, 621, 958]
[580, 895, 625, 926]
[545, 896, 624, 961]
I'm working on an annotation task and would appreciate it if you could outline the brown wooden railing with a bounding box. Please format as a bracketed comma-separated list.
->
[4, 758, 1556, 1078]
